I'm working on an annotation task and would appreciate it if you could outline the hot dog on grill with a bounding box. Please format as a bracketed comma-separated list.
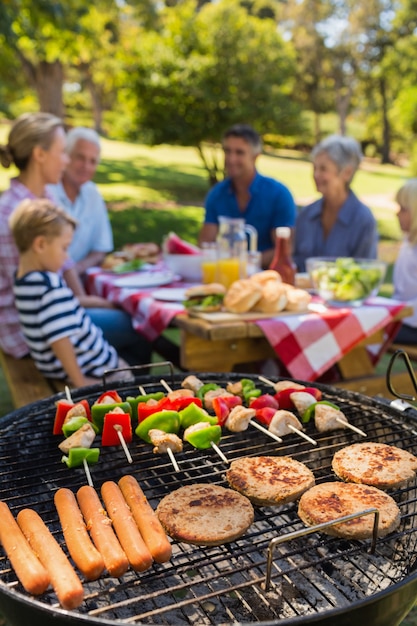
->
[76, 485, 129, 578]
[101, 481, 153, 571]
[118, 475, 172, 563]
[17, 508, 84, 609]
[0, 501, 50, 595]
[54, 488, 105, 581]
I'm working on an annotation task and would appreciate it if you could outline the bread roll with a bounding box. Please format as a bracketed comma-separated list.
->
[224, 279, 262, 314]
[250, 270, 282, 285]
[252, 280, 288, 314]
[284, 285, 311, 311]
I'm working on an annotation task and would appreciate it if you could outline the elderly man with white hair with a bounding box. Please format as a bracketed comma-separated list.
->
[293, 134, 378, 272]
[49, 126, 113, 275]
[49, 127, 152, 367]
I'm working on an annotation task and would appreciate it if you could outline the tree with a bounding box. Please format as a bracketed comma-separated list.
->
[129, 0, 302, 184]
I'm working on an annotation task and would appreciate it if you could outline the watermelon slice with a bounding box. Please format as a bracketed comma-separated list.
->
[163, 232, 201, 255]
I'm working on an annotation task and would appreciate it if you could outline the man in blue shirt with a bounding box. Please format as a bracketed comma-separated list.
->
[198, 124, 296, 268]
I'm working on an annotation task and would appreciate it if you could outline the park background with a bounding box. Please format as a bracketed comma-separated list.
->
[1, 2, 417, 622]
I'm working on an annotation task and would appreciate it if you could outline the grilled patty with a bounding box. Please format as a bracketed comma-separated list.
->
[226, 455, 315, 506]
[156, 484, 254, 546]
[298, 481, 401, 539]
[332, 442, 417, 490]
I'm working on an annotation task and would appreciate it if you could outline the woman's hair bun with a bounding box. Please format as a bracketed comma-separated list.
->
[0, 144, 13, 169]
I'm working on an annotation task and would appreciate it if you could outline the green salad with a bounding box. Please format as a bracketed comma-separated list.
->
[310, 258, 386, 302]
[112, 258, 144, 273]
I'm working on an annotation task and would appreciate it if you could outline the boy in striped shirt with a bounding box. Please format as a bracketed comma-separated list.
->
[10, 198, 130, 387]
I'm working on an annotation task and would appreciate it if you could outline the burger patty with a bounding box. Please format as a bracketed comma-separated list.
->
[298, 481, 401, 539]
[226, 455, 315, 506]
[332, 442, 417, 490]
[156, 484, 254, 546]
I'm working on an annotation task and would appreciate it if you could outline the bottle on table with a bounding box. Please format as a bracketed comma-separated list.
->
[269, 226, 296, 285]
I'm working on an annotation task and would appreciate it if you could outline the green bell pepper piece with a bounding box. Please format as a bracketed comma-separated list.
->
[179, 403, 217, 429]
[62, 416, 99, 438]
[126, 392, 165, 417]
[196, 383, 220, 401]
[301, 400, 340, 423]
[91, 401, 132, 433]
[184, 423, 222, 449]
[135, 410, 180, 444]
[61, 447, 100, 469]
[243, 388, 262, 401]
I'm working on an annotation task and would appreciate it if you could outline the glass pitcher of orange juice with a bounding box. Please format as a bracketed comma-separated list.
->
[216, 217, 257, 289]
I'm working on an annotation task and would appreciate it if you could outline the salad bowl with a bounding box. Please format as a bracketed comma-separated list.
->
[306, 257, 387, 306]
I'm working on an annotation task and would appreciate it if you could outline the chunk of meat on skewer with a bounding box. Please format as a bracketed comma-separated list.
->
[226, 381, 243, 395]
[225, 406, 256, 433]
[181, 375, 204, 393]
[167, 388, 194, 400]
[204, 388, 234, 411]
[269, 410, 303, 438]
[290, 391, 317, 415]
[273, 380, 305, 393]
[148, 429, 183, 454]
[314, 403, 348, 433]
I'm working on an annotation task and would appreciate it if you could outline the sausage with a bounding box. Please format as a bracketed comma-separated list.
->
[101, 481, 153, 571]
[17, 508, 84, 609]
[76, 485, 129, 578]
[0, 501, 50, 595]
[54, 488, 105, 581]
[118, 475, 172, 563]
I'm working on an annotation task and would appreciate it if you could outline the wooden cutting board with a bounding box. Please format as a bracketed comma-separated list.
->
[188, 308, 309, 323]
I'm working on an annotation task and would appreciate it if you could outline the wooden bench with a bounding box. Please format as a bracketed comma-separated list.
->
[388, 343, 417, 362]
[0, 349, 66, 409]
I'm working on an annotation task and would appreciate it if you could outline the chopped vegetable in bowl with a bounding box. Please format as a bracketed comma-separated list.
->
[306, 257, 387, 306]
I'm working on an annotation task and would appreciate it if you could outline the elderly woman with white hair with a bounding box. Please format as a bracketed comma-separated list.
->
[293, 135, 378, 272]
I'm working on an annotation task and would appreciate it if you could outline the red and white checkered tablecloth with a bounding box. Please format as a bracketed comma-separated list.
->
[85, 267, 187, 342]
[85, 268, 407, 380]
[254, 296, 407, 381]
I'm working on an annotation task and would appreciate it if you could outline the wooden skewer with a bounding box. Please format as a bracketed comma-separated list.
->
[167, 448, 180, 472]
[249, 420, 282, 443]
[114, 425, 133, 463]
[65, 385, 73, 403]
[258, 375, 276, 389]
[337, 418, 367, 437]
[138, 385, 146, 395]
[287, 424, 317, 446]
[210, 442, 229, 464]
[160, 379, 172, 393]
[83, 458, 93, 487]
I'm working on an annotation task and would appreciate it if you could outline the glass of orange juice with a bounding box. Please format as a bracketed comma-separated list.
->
[201, 243, 218, 284]
[217, 257, 246, 289]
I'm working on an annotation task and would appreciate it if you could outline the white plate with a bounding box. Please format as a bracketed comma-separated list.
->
[114, 271, 179, 289]
[152, 288, 188, 302]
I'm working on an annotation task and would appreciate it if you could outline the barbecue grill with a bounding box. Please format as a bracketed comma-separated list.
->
[1, 361, 417, 626]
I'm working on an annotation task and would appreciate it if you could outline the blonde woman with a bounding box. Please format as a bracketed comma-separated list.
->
[393, 178, 417, 343]
[0, 113, 151, 365]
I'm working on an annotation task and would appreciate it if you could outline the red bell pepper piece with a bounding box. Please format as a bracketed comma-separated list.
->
[212, 395, 242, 426]
[95, 390, 122, 405]
[169, 396, 203, 412]
[249, 394, 279, 410]
[137, 396, 173, 422]
[255, 406, 277, 426]
[101, 412, 132, 446]
[53, 398, 91, 435]
[274, 386, 322, 409]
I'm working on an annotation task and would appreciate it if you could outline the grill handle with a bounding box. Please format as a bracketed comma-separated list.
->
[386, 350, 417, 403]
[264, 508, 379, 592]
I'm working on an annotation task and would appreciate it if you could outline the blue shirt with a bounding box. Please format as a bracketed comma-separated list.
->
[204, 172, 296, 251]
[293, 190, 378, 272]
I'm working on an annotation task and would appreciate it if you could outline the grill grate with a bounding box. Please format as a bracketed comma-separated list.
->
[1, 372, 417, 625]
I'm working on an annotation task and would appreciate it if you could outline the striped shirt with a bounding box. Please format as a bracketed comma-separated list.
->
[13, 271, 118, 380]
